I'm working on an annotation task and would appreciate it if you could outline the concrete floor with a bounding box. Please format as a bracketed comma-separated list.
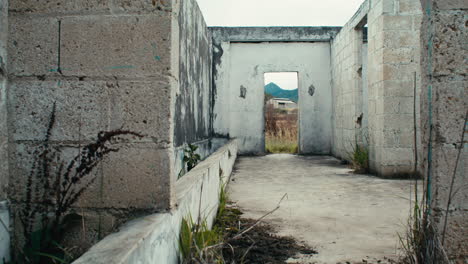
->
[228, 155, 419, 264]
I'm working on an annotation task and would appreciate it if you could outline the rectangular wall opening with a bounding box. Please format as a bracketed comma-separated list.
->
[264, 72, 299, 154]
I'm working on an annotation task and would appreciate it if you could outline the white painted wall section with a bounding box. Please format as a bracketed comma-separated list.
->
[218, 42, 332, 154]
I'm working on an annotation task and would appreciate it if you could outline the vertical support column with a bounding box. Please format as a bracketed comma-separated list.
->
[367, 0, 422, 177]
[420, 0, 468, 260]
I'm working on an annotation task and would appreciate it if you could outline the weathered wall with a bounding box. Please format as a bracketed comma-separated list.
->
[175, 0, 212, 146]
[173, 0, 221, 180]
[7, 0, 177, 251]
[420, 0, 467, 261]
[73, 141, 238, 264]
[331, 0, 422, 177]
[210, 27, 340, 154]
[0, 0, 9, 262]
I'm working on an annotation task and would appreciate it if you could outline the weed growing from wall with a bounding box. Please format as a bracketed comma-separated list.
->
[18, 103, 143, 264]
[183, 144, 201, 172]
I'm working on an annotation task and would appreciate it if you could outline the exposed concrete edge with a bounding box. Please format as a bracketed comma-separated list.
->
[209, 27, 342, 43]
[73, 140, 238, 264]
[0, 200, 10, 263]
[343, 0, 370, 30]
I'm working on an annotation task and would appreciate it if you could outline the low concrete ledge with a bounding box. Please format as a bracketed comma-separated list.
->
[73, 140, 238, 264]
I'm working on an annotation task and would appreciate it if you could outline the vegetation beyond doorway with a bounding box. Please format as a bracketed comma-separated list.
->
[264, 72, 299, 154]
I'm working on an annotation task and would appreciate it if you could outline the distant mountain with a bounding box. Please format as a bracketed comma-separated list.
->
[265, 82, 298, 102]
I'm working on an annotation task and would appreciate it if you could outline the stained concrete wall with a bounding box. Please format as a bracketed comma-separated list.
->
[419, 0, 467, 261]
[210, 27, 341, 154]
[0, 0, 9, 262]
[174, 0, 212, 147]
[331, 0, 422, 177]
[73, 140, 238, 264]
[7, 0, 177, 252]
[173, 0, 224, 180]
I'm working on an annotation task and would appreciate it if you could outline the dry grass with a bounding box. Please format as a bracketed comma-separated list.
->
[265, 105, 298, 154]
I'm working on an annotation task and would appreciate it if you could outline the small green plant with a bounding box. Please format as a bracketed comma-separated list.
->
[183, 144, 201, 172]
[350, 143, 369, 173]
[179, 216, 222, 264]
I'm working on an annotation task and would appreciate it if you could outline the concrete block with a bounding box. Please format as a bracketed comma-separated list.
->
[433, 81, 467, 143]
[60, 14, 172, 78]
[381, 97, 414, 114]
[9, 80, 110, 142]
[112, 0, 172, 13]
[382, 15, 413, 30]
[382, 129, 415, 147]
[383, 113, 413, 130]
[383, 30, 420, 48]
[441, 211, 468, 260]
[7, 143, 101, 203]
[382, 80, 414, 96]
[0, 0, 7, 59]
[434, 0, 468, 10]
[412, 14, 423, 31]
[99, 144, 172, 210]
[9, 0, 172, 14]
[380, 147, 414, 166]
[382, 47, 415, 64]
[8, 16, 59, 76]
[398, 0, 423, 14]
[432, 11, 466, 77]
[8, 140, 173, 211]
[8, 0, 111, 14]
[58, 211, 118, 258]
[382, 64, 415, 81]
[0, 132, 8, 199]
[432, 144, 468, 211]
[379, 164, 414, 177]
[0, 83, 7, 200]
[109, 80, 172, 144]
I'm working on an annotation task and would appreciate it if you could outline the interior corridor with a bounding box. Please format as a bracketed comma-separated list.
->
[228, 155, 418, 263]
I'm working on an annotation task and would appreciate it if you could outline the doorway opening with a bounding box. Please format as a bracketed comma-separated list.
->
[264, 72, 299, 154]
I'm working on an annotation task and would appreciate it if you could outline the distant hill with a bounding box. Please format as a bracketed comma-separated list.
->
[265, 82, 298, 102]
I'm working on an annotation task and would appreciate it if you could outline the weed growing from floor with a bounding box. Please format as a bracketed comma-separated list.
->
[349, 143, 369, 173]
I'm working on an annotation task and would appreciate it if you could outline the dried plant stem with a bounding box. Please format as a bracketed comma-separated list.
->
[441, 110, 468, 245]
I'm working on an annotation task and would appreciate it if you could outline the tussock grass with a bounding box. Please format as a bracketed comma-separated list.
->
[265, 105, 298, 154]
[350, 143, 369, 173]
[265, 136, 298, 154]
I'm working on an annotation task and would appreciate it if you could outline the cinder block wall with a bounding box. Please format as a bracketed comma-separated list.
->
[0, 0, 8, 201]
[7, 0, 178, 253]
[331, 0, 422, 177]
[0, 0, 10, 261]
[331, 1, 369, 161]
[420, 0, 467, 261]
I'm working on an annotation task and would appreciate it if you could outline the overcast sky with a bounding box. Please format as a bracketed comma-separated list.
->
[196, 0, 365, 27]
[265, 72, 298, 90]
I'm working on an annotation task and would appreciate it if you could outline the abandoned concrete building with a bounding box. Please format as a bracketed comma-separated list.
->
[0, 0, 466, 263]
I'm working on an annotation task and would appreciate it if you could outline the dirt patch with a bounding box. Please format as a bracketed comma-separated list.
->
[216, 203, 317, 263]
